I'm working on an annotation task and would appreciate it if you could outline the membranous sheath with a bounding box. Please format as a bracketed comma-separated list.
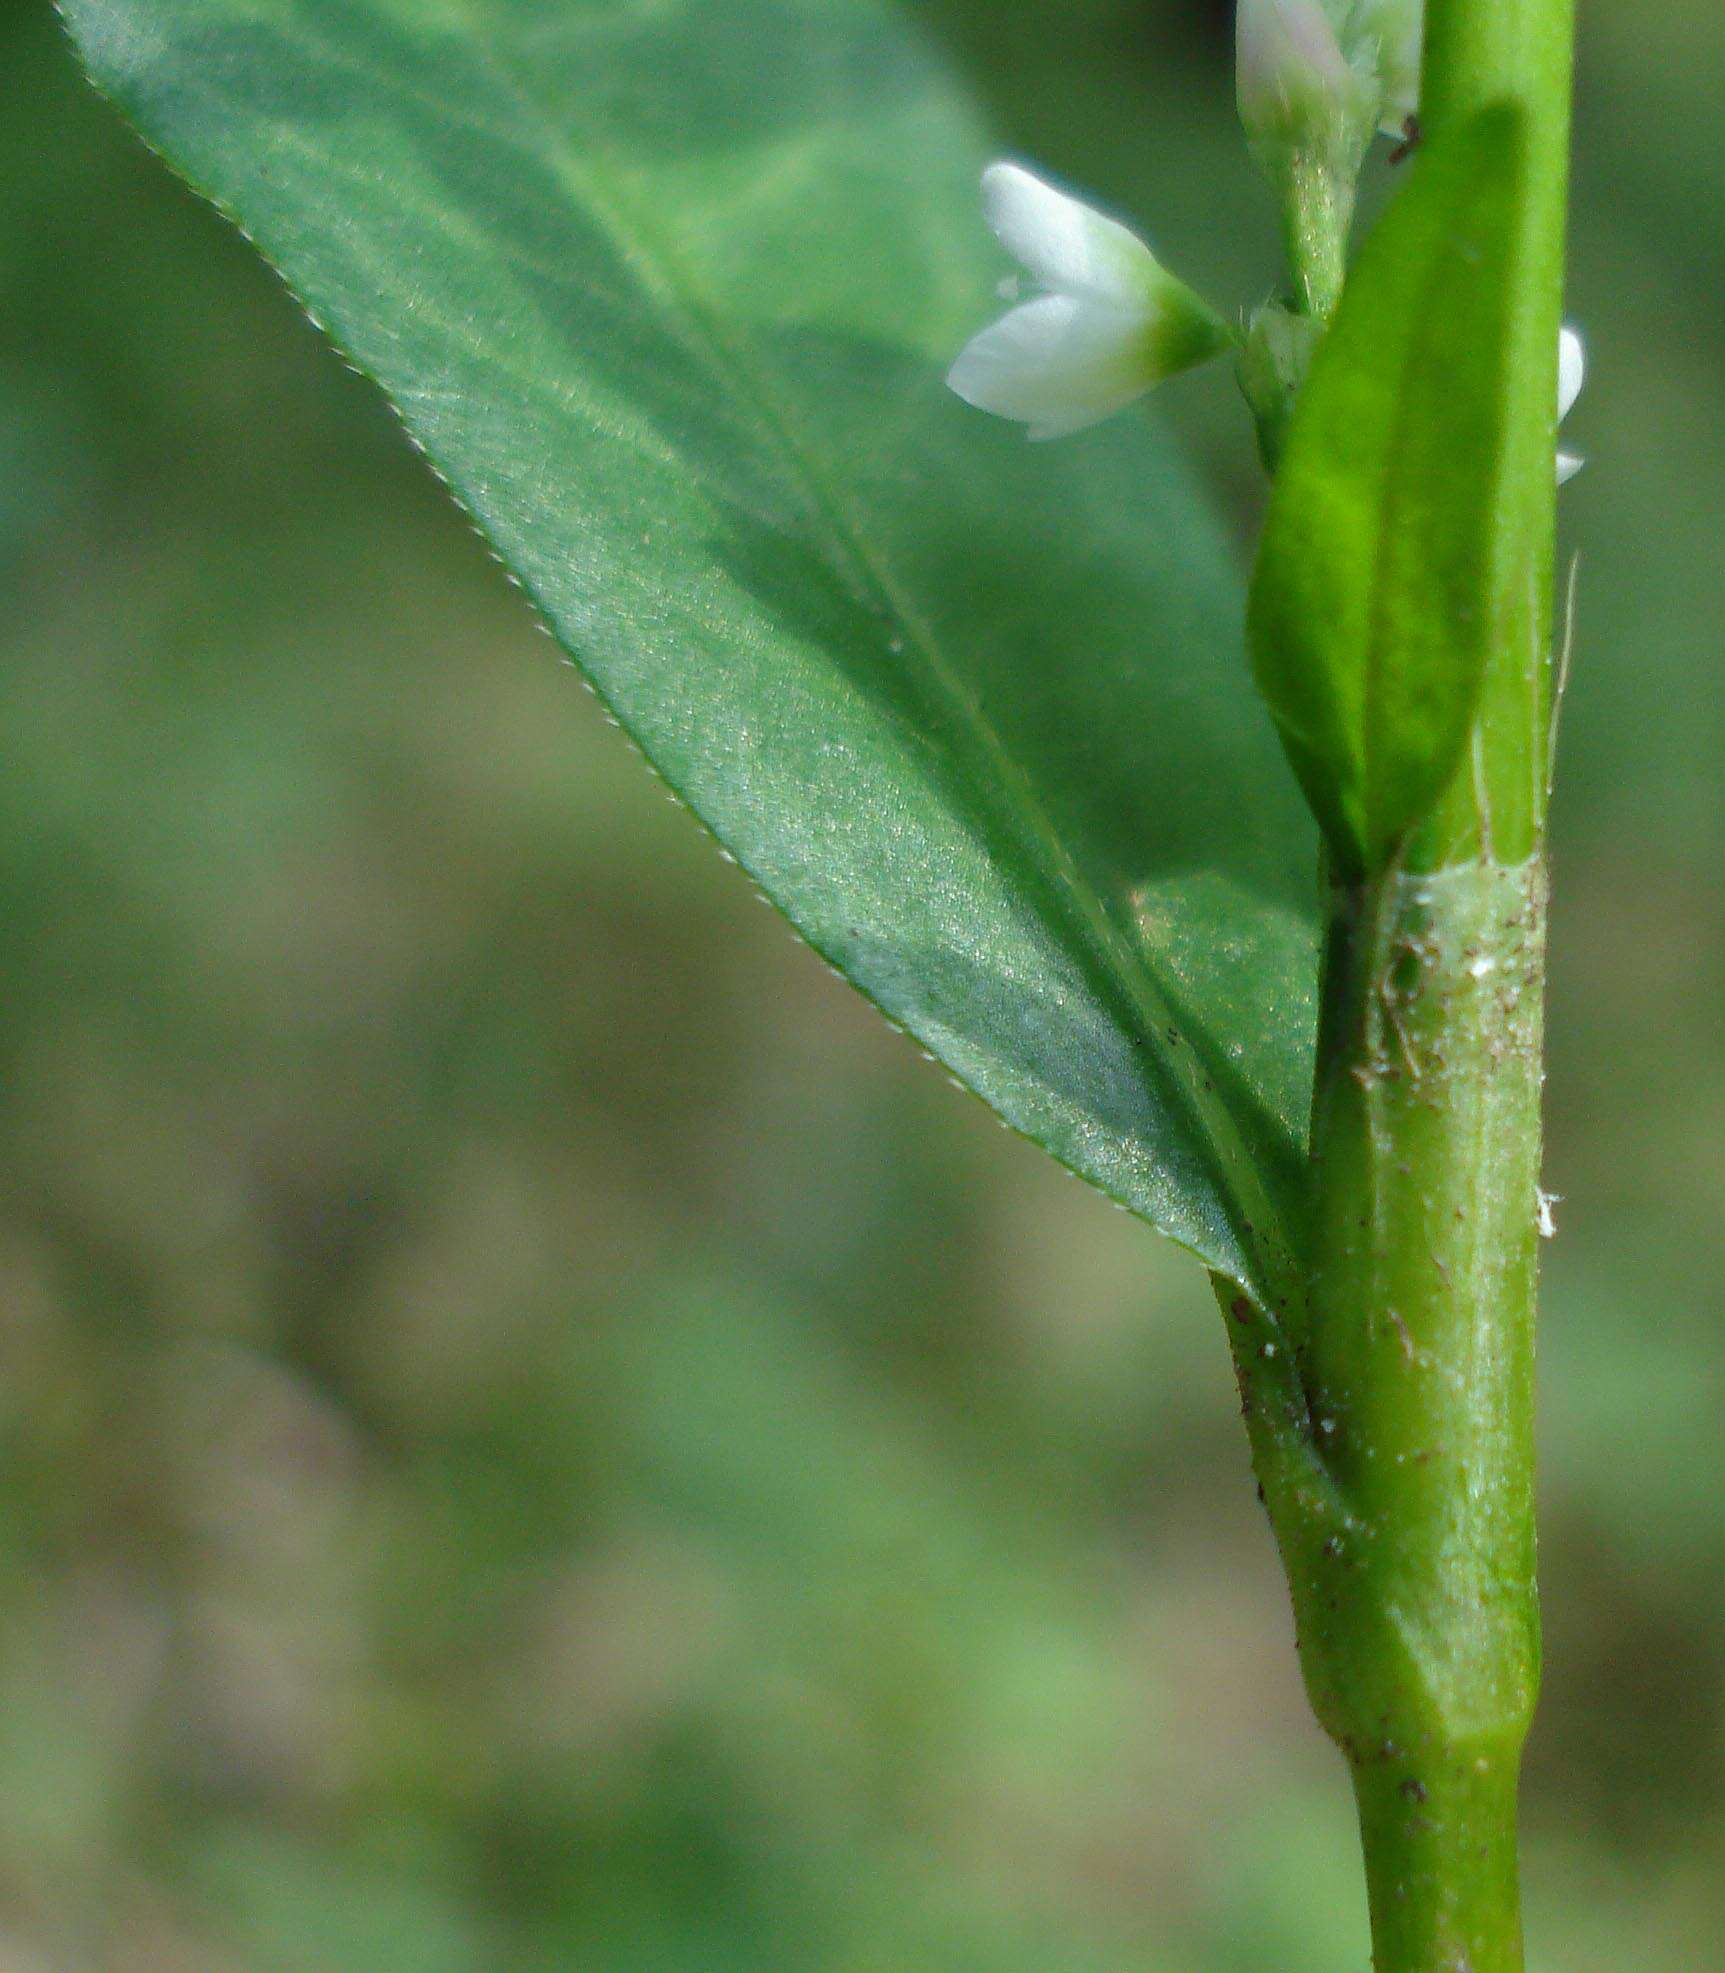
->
[1293, 857, 1546, 1971]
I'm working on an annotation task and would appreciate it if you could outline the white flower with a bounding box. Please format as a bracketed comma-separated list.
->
[1557, 323, 1586, 484]
[946, 163, 1231, 442]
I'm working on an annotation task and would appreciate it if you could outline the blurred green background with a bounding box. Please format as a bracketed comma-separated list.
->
[3, 1, 1721, 1966]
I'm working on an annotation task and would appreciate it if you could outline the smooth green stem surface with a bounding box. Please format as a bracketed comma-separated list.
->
[1355, 1749, 1525, 1972]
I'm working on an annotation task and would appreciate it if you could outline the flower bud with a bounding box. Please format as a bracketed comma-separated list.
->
[1351, 0, 1424, 133]
[1236, 0, 1370, 166]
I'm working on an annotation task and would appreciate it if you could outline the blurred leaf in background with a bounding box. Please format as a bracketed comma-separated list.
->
[1, 2, 1722, 1969]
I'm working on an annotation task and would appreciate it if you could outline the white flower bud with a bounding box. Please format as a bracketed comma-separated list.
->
[1236, 0, 1369, 163]
[947, 164, 1231, 442]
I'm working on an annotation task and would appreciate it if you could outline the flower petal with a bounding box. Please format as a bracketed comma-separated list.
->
[979, 162, 1158, 308]
[1558, 324, 1586, 423]
[946, 294, 1158, 441]
[1556, 450, 1585, 485]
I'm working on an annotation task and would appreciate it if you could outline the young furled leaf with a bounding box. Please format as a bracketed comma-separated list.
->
[1248, 105, 1527, 875]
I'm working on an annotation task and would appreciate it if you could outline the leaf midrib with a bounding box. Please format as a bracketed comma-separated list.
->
[463, 5, 1304, 1281]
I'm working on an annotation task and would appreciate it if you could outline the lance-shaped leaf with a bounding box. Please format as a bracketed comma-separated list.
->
[1249, 105, 1527, 875]
[62, 0, 1321, 1304]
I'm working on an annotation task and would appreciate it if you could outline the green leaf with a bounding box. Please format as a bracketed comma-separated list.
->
[62, 0, 1319, 1300]
[1248, 105, 1527, 876]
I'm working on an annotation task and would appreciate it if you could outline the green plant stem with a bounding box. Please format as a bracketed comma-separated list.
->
[1295, 857, 1546, 1972]
[1354, 1750, 1525, 1972]
[1236, 3, 1574, 1962]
